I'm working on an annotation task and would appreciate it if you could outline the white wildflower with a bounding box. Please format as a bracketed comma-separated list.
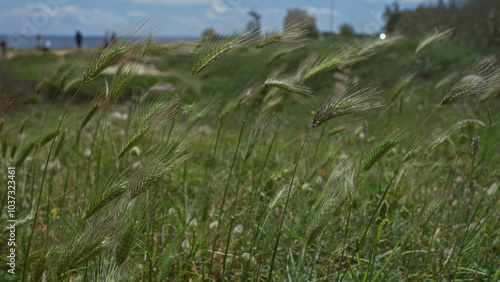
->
[130, 146, 141, 157]
[196, 125, 214, 136]
[84, 148, 92, 158]
[110, 111, 128, 120]
[242, 253, 256, 266]
[233, 224, 243, 238]
[209, 221, 219, 230]
[168, 207, 176, 215]
[487, 182, 498, 196]
[301, 182, 312, 191]
[314, 176, 323, 185]
[41, 160, 61, 174]
[132, 161, 142, 170]
[189, 218, 198, 229]
[181, 239, 190, 251]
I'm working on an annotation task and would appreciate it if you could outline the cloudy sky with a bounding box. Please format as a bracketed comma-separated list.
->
[0, 0, 431, 37]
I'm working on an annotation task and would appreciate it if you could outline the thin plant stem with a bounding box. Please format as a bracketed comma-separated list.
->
[209, 100, 252, 274]
[309, 124, 325, 173]
[216, 101, 252, 219]
[21, 87, 82, 282]
[249, 121, 281, 211]
[203, 118, 224, 278]
[453, 137, 479, 273]
[221, 217, 235, 281]
[268, 128, 312, 281]
[340, 106, 439, 281]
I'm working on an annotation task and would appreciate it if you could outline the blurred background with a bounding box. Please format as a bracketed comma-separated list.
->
[1, 0, 498, 49]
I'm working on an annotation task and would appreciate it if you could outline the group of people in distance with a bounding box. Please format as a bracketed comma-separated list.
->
[1, 38, 7, 58]
[73, 29, 117, 49]
[102, 30, 117, 48]
[36, 30, 82, 52]
[0, 29, 117, 57]
[36, 35, 52, 52]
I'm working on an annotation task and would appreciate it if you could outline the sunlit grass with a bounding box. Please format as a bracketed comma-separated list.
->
[0, 25, 499, 282]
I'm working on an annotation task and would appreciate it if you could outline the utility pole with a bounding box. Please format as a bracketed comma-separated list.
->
[330, 0, 334, 33]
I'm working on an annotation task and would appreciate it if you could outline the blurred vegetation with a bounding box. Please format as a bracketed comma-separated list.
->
[0, 13, 500, 280]
[1, 34, 498, 109]
[388, 0, 500, 46]
[339, 23, 356, 38]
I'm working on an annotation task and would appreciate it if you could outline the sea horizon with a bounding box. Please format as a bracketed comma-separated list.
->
[0, 34, 199, 50]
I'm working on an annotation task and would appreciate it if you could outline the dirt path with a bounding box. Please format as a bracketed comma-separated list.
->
[2, 48, 74, 61]
[102, 62, 164, 76]
[3, 48, 165, 76]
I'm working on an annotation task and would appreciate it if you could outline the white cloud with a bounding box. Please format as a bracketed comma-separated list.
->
[131, 0, 212, 5]
[170, 15, 206, 29]
[261, 8, 281, 15]
[127, 10, 151, 18]
[205, 9, 220, 20]
[364, 0, 427, 2]
[304, 6, 340, 17]
[0, 4, 128, 35]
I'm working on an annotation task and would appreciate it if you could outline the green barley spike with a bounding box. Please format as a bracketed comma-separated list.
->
[14, 140, 37, 167]
[54, 129, 67, 158]
[362, 131, 401, 172]
[80, 103, 100, 132]
[39, 128, 58, 147]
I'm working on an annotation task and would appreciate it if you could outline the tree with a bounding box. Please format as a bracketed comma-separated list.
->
[339, 23, 355, 37]
[383, 2, 401, 33]
[305, 24, 320, 38]
[201, 28, 217, 42]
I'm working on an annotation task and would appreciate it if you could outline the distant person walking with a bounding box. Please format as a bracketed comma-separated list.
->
[110, 31, 117, 45]
[36, 35, 44, 50]
[42, 38, 52, 52]
[0, 38, 7, 58]
[75, 30, 82, 48]
[35, 35, 51, 52]
[102, 30, 110, 48]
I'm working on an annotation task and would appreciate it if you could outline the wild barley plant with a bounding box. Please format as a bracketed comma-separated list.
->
[243, 112, 271, 163]
[114, 198, 148, 266]
[55, 214, 116, 280]
[82, 44, 130, 85]
[402, 187, 451, 247]
[266, 44, 305, 66]
[313, 83, 382, 128]
[3, 16, 499, 281]
[108, 66, 136, 106]
[192, 28, 259, 75]
[303, 37, 399, 81]
[306, 164, 354, 244]
[81, 168, 130, 220]
[440, 60, 499, 106]
[118, 95, 179, 159]
[256, 21, 307, 49]
[415, 28, 454, 54]
[20, 21, 154, 280]
[82, 18, 150, 84]
[129, 137, 189, 199]
[268, 80, 383, 279]
[264, 75, 312, 102]
[362, 130, 401, 172]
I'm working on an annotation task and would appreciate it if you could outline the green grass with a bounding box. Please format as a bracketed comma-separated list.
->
[0, 31, 499, 281]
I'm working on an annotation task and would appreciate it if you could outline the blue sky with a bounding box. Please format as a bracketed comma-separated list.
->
[0, 0, 430, 37]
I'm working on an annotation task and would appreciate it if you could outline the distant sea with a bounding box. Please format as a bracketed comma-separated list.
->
[0, 35, 199, 49]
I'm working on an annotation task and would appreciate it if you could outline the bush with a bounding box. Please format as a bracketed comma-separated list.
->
[340, 23, 356, 37]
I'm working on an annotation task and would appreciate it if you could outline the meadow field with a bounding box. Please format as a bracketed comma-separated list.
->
[0, 25, 499, 281]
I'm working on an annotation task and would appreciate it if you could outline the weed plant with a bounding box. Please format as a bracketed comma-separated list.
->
[0, 22, 499, 281]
